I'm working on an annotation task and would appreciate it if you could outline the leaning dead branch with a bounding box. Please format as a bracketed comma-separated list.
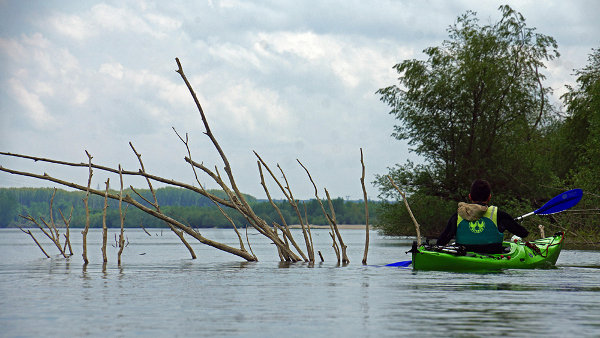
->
[140, 221, 152, 236]
[176, 57, 304, 261]
[19, 214, 66, 258]
[16, 225, 50, 258]
[360, 149, 370, 265]
[388, 175, 421, 246]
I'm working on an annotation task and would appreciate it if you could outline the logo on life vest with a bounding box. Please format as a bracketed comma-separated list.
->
[469, 220, 485, 233]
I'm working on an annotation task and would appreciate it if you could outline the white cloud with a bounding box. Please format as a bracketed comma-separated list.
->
[252, 31, 412, 89]
[0, 37, 28, 61]
[2, 0, 600, 200]
[46, 3, 183, 41]
[215, 78, 294, 137]
[8, 78, 55, 129]
[99, 62, 125, 79]
[47, 12, 97, 41]
[209, 42, 265, 71]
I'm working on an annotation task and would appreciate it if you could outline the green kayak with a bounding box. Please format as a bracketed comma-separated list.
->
[411, 232, 565, 271]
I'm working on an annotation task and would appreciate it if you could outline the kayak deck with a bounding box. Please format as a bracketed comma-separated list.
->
[412, 232, 565, 271]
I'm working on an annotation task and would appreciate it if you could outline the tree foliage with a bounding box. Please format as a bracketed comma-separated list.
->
[376, 5, 559, 202]
[557, 48, 600, 192]
[373, 6, 600, 241]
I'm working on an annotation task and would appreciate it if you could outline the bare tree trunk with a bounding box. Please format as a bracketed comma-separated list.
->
[360, 149, 370, 265]
[82, 151, 93, 264]
[117, 166, 126, 265]
[102, 179, 109, 263]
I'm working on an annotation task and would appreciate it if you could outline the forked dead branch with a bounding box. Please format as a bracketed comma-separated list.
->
[0, 58, 365, 264]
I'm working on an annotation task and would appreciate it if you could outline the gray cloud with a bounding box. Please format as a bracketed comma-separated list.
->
[1, 0, 599, 200]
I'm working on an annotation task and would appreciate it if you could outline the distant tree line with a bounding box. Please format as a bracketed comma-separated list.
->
[0, 187, 377, 229]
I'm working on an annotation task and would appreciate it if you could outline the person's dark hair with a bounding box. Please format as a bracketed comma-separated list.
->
[470, 179, 491, 202]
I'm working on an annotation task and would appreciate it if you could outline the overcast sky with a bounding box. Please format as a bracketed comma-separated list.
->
[1, 0, 598, 201]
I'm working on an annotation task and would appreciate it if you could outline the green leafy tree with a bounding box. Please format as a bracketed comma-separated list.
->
[376, 5, 559, 202]
[558, 48, 600, 192]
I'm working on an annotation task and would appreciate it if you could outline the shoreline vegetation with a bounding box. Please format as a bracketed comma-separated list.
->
[0, 187, 378, 230]
[2, 187, 597, 250]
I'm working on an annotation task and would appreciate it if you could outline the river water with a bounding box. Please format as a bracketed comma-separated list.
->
[1, 228, 599, 337]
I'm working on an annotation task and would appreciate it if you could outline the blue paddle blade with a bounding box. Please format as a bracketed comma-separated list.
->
[385, 260, 412, 267]
[535, 189, 583, 215]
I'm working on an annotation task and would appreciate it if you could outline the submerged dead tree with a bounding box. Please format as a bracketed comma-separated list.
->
[82, 151, 93, 264]
[18, 188, 67, 258]
[102, 179, 109, 262]
[360, 149, 370, 265]
[1, 58, 346, 262]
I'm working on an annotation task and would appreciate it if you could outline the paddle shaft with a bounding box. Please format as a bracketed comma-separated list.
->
[514, 211, 535, 221]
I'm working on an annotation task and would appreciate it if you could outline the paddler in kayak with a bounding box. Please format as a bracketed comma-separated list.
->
[436, 179, 529, 254]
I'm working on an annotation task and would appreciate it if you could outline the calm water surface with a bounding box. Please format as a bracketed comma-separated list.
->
[1, 228, 599, 337]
